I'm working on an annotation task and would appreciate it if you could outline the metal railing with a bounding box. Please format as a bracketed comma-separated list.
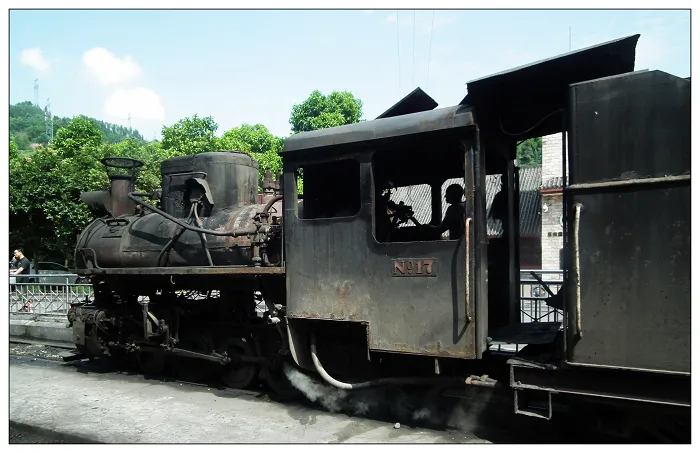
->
[519, 269, 564, 323]
[9, 270, 566, 329]
[8, 274, 93, 315]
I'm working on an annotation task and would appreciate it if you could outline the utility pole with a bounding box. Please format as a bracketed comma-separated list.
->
[33, 79, 39, 107]
[44, 97, 53, 143]
[128, 112, 132, 130]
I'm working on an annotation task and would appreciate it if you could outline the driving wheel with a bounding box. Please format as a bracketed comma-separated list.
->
[218, 338, 257, 389]
[261, 362, 301, 402]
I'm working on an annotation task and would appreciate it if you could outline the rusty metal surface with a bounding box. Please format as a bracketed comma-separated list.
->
[565, 70, 690, 373]
[160, 151, 259, 217]
[283, 134, 479, 359]
[109, 176, 135, 217]
[76, 203, 265, 269]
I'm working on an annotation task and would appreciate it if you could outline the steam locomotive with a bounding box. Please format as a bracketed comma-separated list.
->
[68, 34, 690, 437]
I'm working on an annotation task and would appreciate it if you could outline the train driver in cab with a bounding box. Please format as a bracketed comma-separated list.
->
[424, 183, 466, 240]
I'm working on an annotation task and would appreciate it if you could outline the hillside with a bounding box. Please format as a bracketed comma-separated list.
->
[10, 101, 146, 150]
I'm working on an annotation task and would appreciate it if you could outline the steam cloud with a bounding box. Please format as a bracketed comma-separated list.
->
[283, 365, 491, 430]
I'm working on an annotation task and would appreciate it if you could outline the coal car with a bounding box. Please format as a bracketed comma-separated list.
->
[69, 34, 690, 436]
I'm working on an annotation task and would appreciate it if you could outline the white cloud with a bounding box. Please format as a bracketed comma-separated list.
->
[635, 34, 669, 70]
[82, 47, 141, 85]
[104, 87, 165, 122]
[20, 48, 51, 72]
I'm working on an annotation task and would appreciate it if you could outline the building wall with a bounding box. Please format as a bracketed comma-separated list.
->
[541, 132, 569, 182]
[541, 193, 563, 271]
[540, 133, 568, 274]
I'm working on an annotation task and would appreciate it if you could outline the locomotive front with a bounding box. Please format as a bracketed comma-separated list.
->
[75, 151, 284, 272]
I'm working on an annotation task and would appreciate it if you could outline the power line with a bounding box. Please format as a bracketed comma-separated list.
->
[396, 10, 401, 96]
[412, 10, 416, 87]
[426, 10, 435, 91]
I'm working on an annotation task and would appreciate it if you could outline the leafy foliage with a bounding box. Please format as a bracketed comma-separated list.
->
[161, 115, 220, 156]
[51, 116, 103, 158]
[9, 117, 110, 262]
[289, 90, 363, 134]
[9, 101, 144, 150]
[219, 124, 283, 187]
[516, 137, 542, 167]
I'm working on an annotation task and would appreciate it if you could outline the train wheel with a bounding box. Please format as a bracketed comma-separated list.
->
[219, 338, 257, 389]
[175, 332, 217, 383]
[137, 350, 166, 376]
[261, 364, 301, 402]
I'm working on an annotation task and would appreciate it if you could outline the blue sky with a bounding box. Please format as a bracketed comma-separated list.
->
[9, 9, 691, 141]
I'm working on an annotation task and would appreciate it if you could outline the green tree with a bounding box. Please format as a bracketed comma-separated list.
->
[219, 123, 283, 187]
[10, 138, 19, 160]
[105, 138, 169, 195]
[51, 116, 103, 159]
[516, 137, 542, 167]
[289, 90, 363, 134]
[9, 117, 110, 262]
[161, 115, 220, 156]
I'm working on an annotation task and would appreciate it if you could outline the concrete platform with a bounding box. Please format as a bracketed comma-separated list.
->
[9, 358, 490, 444]
[9, 314, 72, 344]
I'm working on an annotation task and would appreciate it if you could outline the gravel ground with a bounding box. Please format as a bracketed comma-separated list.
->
[9, 343, 72, 361]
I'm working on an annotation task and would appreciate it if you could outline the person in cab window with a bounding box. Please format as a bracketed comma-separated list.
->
[425, 184, 466, 240]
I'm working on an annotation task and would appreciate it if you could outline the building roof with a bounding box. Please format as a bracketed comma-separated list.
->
[391, 166, 542, 237]
[541, 176, 564, 190]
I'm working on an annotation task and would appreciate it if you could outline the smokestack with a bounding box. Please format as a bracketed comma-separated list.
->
[109, 174, 135, 217]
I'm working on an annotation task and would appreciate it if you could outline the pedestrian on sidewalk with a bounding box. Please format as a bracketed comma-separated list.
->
[10, 248, 32, 311]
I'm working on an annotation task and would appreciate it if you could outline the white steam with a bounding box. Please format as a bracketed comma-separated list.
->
[283, 364, 491, 429]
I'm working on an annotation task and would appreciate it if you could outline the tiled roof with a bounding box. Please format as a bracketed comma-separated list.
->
[541, 176, 564, 190]
[391, 166, 542, 237]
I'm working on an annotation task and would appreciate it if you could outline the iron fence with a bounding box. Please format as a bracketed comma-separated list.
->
[519, 269, 564, 323]
[8, 274, 93, 315]
[9, 270, 566, 347]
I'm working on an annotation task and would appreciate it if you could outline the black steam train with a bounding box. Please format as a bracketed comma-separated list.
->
[69, 34, 690, 435]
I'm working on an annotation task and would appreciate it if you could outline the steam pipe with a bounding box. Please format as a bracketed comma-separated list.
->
[128, 192, 257, 237]
[157, 204, 196, 267]
[309, 334, 500, 390]
[193, 205, 215, 267]
[262, 195, 283, 214]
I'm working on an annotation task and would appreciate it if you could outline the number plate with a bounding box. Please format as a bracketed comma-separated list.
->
[391, 258, 438, 277]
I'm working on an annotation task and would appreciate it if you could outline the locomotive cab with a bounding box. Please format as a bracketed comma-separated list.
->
[281, 104, 491, 379]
